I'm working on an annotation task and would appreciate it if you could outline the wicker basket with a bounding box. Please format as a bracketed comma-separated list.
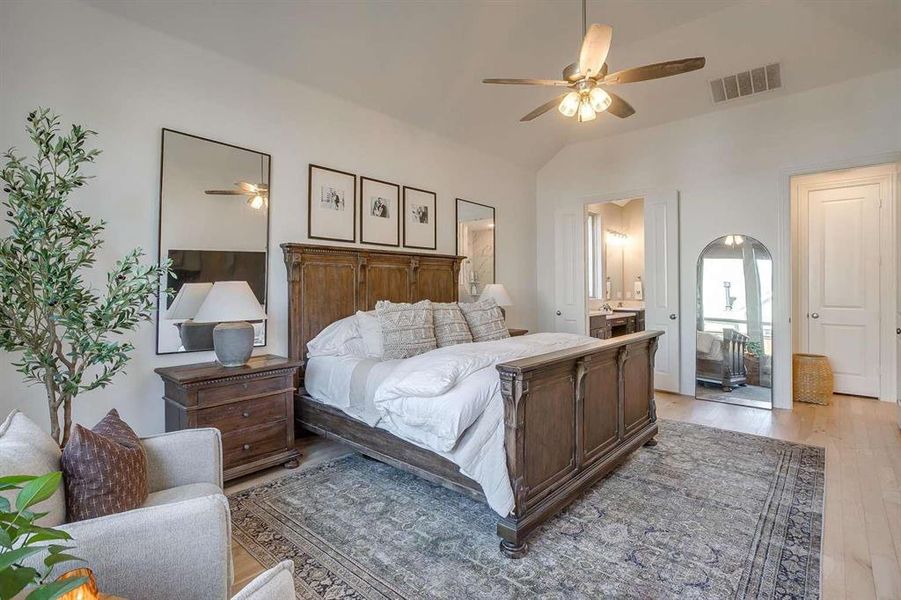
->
[793, 353, 833, 405]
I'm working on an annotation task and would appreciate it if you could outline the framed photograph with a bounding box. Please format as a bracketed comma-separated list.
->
[360, 177, 400, 247]
[403, 186, 437, 250]
[308, 164, 356, 242]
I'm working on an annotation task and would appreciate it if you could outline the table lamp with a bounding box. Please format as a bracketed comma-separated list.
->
[167, 282, 214, 351]
[193, 281, 266, 367]
[480, 283, 513, 319]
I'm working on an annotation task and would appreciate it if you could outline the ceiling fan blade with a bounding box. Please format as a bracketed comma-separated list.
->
[606, 92, 635, 118]
[520, 95, 567, 122]
[483, 78, 571, 87]
[603, 57, 706, 85]
[204, 190, 248, 196]
[578, 24, 613, 78]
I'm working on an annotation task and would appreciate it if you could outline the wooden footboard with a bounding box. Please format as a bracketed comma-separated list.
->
[495, 330, 662, 557]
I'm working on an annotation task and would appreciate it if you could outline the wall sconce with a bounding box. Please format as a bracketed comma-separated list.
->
[606, 229, 628, 245]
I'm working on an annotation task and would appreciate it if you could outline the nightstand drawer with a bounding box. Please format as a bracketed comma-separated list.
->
[196, 394, 287, 434]
[197, 375, 288, 405]
[222, 421, 287, 467]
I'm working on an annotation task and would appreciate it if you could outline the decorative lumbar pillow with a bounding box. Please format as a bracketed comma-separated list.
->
[432, 302, 473, 348]
[61, 409, 148, 522]
[0, 410, 66, 526]
[375, 300, 437, 360]
[459, 298, 510, 342]
[355, 310, 384, 359]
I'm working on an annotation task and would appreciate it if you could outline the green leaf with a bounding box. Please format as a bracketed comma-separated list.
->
[23, 529, 72, 545]
[25, 576, 88, 600]
[0, 526, 11, 548]
[43, 552, 80, 567]
[15, 472, 60, 512]
[0, 474, 35, 490]
[0, 566, 39, 599]
[0, 545, 43, 570]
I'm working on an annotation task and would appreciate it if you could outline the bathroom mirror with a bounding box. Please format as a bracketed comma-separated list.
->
[456, 198, 495, 302]
[157, 129, 270, 354]
[695, 235, 773, 409]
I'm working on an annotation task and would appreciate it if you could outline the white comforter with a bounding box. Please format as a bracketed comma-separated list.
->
[376, 332, 595, 515]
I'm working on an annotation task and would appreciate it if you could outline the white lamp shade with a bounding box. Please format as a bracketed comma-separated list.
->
[166, 282, 212, 320]
[480, 283, 513, 307]
[193, 281, 267, 323]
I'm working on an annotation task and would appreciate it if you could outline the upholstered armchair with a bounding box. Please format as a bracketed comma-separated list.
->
[2, 411, 233, 600]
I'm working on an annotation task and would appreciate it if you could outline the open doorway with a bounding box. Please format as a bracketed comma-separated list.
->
[584, 198, 646, 340]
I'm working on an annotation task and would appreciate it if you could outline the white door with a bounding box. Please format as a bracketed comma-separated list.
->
[644, 191, 680, 392]
[806, 182, 881, 397]
[553, 208, 586, 334]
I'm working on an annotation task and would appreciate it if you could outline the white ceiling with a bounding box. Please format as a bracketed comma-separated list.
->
[84, 0, 900, 169]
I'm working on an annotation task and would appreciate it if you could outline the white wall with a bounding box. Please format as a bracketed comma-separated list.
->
[0, 0, 537, 434]
[537, 68, 901, 408]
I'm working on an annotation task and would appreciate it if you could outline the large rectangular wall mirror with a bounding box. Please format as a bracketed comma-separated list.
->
[157, 129, 270, 354]
[455, 198, 495, 301]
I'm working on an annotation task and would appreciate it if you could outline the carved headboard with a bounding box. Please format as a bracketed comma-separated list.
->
[281, 243, 464, 362]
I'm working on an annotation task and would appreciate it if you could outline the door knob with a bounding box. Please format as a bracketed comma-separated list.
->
[669, 314, 677, 320]
[811, 313, 819, 319]
[896, 328, 900, 335]
[556, 310, 562, 316]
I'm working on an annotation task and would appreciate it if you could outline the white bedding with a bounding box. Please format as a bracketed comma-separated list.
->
[304, 332, 597, 516]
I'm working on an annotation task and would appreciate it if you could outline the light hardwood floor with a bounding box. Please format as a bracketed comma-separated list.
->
[226, 393, 901, 599]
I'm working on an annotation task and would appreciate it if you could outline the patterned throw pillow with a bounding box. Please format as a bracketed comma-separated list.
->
[375, 300, 437, 360]
[432, 302, 473, 347]
[61, 409, 148, 522]
[459, 298, 510, 342]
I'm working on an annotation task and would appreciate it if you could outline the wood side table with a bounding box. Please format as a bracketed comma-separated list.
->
[155, 355, 302, 481]
[508, 328, 529, 337]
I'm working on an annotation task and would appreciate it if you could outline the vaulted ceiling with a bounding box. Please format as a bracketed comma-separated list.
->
[85, 0, 900, 169]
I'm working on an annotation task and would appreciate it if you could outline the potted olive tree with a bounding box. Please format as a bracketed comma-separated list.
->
[0, 109, 169, 447]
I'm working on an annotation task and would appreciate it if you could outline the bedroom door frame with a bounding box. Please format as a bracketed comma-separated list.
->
[788, 159, 899, 404]
[577, 188, 681, 393]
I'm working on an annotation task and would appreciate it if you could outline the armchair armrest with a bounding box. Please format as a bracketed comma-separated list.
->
[49, 494, 232, 600]
[142, 428, 223, 492]
[231, 560, 295, 600]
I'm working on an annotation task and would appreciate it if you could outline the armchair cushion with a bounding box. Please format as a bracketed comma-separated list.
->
[0, 410, 65, 526]
[143, 482, 221, 507]
[232, 561, 295, 600]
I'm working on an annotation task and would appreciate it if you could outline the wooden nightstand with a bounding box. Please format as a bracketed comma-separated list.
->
[508, 328, 528, 337]
[155, 355, 302, 481]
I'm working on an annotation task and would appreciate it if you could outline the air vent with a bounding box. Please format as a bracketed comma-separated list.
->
[709, 63, 781, 104]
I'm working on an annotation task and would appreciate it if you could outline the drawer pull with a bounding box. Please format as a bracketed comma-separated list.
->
[242, 383, 249, 389]
[243, 444, 251, 451]
[242, 411, 250, 418]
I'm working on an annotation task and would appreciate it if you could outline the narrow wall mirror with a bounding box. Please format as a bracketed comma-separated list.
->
[695, 235, 773, 409]
[157, 129, 270, 354]
[455, 198, 495, 302]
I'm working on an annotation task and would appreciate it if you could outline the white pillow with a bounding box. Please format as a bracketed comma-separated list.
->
[355, 310, 384, 359]
[306, 315, 361, 358]
[0, 410, 66, 526]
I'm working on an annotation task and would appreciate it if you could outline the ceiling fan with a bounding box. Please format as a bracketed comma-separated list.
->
[483, 0, 706, 123]
[204, 181, 269, 210]
[204, 154, 269, 210]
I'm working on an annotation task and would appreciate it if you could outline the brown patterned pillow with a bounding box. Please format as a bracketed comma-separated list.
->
[459, 298, 510, 342]
[432, 302, 473, 347]
[61, 409, 148, 522]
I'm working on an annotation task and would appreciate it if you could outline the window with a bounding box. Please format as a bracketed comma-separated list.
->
[587, 213, 601, 298]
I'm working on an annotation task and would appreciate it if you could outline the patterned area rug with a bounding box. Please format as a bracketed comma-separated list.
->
[229, 421, 824, 599]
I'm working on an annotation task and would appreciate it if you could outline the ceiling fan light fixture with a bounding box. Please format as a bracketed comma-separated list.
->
[577, 100, 596, 122]
[588, 87, 611, 112]
[248, 194, 266, 210]
[558, 91, 581, 117]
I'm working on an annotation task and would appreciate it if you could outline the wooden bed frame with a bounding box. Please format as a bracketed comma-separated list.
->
[282, 243, 662, 557]
[696, 328, 748, 391]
